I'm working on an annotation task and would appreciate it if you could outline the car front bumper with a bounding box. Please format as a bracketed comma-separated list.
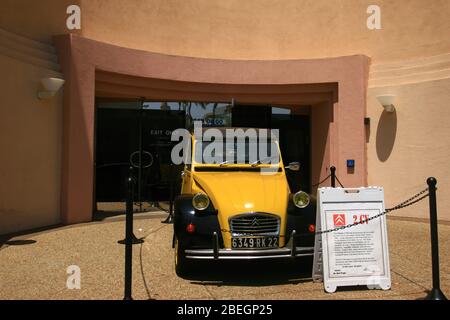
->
[184, 231, 314, 260]
[185, 247, 314, 260]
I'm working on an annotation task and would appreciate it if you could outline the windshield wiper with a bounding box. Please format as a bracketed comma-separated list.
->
[251, 156, 279, 167]
[218, 160, 232, 166]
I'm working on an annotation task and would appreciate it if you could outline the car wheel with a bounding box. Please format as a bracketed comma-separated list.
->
[174, 236, 191, 277]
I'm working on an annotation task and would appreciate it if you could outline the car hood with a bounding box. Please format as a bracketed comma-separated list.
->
[193, 171, 289, 217]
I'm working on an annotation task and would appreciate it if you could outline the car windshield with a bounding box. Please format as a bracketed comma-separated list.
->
[194, 138, 280, 165]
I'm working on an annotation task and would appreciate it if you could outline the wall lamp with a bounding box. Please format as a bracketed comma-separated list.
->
[38, 77, 65, 99]
[376, 94, 396, 113]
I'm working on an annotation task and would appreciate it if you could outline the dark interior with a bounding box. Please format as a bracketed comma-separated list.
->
[95, 102, 311, 211]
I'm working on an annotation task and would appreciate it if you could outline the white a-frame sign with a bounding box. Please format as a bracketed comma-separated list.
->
[312, 187, 391, 293]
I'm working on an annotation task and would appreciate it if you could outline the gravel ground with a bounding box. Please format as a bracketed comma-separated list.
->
[0, 214, 448, 300]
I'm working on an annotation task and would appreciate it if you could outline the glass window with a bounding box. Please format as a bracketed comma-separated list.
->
[194, 138, 279, 165]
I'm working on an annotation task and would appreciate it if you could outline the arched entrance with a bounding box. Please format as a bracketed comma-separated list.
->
[55, 34, 369, 225]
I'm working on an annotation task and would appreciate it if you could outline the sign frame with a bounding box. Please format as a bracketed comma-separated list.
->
[313, 187, 391, 293]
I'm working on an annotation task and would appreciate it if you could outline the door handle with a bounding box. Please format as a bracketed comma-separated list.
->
[130, 150, 153, 168]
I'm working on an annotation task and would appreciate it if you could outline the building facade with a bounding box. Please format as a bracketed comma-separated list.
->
[1, 0, 449, 234]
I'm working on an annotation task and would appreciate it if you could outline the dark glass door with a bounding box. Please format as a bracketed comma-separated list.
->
[95, 104, 185, 208]
[271, 114, 311, 193]
[232, 104, 311, 193]
[95, 108, 140, 202]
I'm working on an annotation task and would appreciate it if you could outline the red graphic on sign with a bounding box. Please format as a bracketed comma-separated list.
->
[333, 214, 346, 227]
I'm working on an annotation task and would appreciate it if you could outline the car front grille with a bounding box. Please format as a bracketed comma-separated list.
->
[229, 213, 280, 236]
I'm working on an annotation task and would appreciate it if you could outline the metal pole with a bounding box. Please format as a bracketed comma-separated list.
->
[162, 163, 174, 224]
[330, 166, 336, 188]
[169, 164, 174, 215]
[138, 103, 143, 212]
[118, 167, 144, 245]
[425, 177, 447, 300]
[123, 176, 133, 300]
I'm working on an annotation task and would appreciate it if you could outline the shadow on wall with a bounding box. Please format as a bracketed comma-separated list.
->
[376, 110, 397, 162]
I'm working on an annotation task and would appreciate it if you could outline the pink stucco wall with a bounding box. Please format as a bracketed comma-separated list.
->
[54, 34, 369, 224]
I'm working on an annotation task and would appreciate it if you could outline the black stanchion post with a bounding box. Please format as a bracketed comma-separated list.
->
[129, 165, 134, 200]
[330, 166, 336, 188]
[118, 167, 144, 244]
[138, 101, 144, 212]
[425, 177, 447, 300]
[162, 164, 174, 224]
[169, 166, 174, 217]
[124, 176, 133, 300]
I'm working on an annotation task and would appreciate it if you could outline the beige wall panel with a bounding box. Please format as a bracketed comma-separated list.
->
[0, 54, 62, 234]
[80, 0, 450, 62]
[367, 78, 450, 220]
[0, 0, 80, 44]
[1, 1, 448, 63]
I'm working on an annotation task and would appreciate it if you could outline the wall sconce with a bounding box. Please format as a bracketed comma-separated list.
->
[376, 94, 396, 113]
[38, 77, 65, 99]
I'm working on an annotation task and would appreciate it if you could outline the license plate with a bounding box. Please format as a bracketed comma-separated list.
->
[231, 236, 278, 249]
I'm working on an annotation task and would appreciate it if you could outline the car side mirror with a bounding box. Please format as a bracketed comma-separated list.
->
[285, 162, 300, 171]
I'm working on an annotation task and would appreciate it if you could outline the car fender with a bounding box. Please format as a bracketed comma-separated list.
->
[173, 195, 223, 249]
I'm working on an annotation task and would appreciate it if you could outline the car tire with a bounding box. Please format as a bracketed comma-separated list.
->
[174, 236, 192, 277]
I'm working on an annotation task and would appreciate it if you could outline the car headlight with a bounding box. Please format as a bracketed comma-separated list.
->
[192, 193, 210, 210]
[293, 191, 310, 208]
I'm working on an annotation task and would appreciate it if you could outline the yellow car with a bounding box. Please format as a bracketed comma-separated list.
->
[173, 127, 316, 276]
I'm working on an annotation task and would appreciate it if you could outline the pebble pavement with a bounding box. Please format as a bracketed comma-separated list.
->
[0, 213, 448, 300]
